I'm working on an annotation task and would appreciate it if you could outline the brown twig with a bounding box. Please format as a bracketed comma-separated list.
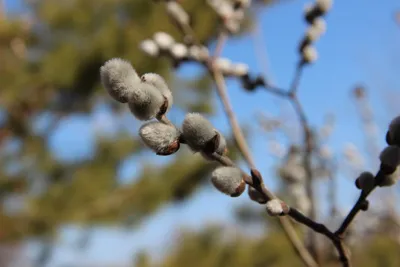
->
[335, 168, 387, 237]
[288, 208, 350, 267]
[212, 33, 227, 60]
[210, 69, 257, 169]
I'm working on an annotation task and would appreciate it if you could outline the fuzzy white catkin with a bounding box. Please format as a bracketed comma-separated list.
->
[302, 45, 318, 63]
[170, 43, 188, 59]
[211, 166, 244, 196]
[127, 83, 164, 121]
[189, 46, 201, 61]
[232, 9, 245, 21]
[316, 0, 333, 13]
[189, 45, 209, 61]
[182, 113, 217, 152]
[388, 116, 400, 144]
[100, 58, 141, 103]
[356, 172, 375, 191]
[141, 73, 173, 111]
[313, 18, 327, 34]
[379, 146, 400, 169]
[140, 40, 159, 57]
[139, 122, 180, 155]
[231, 63, 249, 77]
[166, 1, 190, 25]
[154, 32, 175, 50]
[305, 27, 322, 42]
[217, 2, 234, 18]
[266, 199, 283, 216]
[214, 58, 232, 75]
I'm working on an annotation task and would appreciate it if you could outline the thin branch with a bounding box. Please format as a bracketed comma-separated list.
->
[288, 208, 350, 267]
[335, 168, 387, 237]
[289, 64, 304, 95]
[212, 33, 227, 60]
[210, 69, 257, 169]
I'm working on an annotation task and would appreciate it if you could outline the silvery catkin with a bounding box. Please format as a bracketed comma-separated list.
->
[128, 83, 165, 121]
[182, 113, 217, 152]
[141, 73, 173, 111]
[139, 122, 180, 155]
[100, 58, 140, 103]
[211, 166, 245, 197]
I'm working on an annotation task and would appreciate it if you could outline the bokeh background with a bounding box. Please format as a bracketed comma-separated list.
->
[1, 0, 400, 266]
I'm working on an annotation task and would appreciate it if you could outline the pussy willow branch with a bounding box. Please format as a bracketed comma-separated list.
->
[207, 33, 319, 267]
[158, 2, 330, 267]
[211, 153, 349, 267]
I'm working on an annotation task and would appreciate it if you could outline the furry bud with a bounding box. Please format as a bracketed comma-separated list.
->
[305, 19, 326, 42]
[141, 73, 173, 112]
[100, 58, 140, 103]
[189, 45, 209, 62]
[140, 40, 159, 57]
[388, 116, 400, 146]
[302, 45, 318, 63]
[248, 187, 267, 204]
[379, 146, 400, 169]
[316, 0, 333, 13]
[170, 43, 188, 59]
[182, 113, 218, 152]
[214, 58, 233, 75]
[266, 199, 284, 216]
[355, 172, 375, 191]
[127, 83, 164, 121]
[139, 122, 180, 155]
[211, 167, 245, 197]
[154, 32, 175, 50]
[313, 18, 327, 34]
[231, 63, 249, 77]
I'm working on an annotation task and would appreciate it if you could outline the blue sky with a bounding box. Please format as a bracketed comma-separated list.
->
[4, 0, 400, 266]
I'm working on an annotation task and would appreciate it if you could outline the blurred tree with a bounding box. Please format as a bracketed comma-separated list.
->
[134, 224, 400, 267]
[0, 0, 228, 257]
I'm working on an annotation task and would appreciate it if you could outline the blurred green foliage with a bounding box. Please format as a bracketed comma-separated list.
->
[0, 0, 222, 241]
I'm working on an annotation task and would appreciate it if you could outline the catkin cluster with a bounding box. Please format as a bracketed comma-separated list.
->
[300, 0, 333, 64]
[207, 0, 251, 34]
[141, 33, 267, 92]
[354, 116, 400, 191]
[100, 59, 246, 197]
[140, 32, 209, 66]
